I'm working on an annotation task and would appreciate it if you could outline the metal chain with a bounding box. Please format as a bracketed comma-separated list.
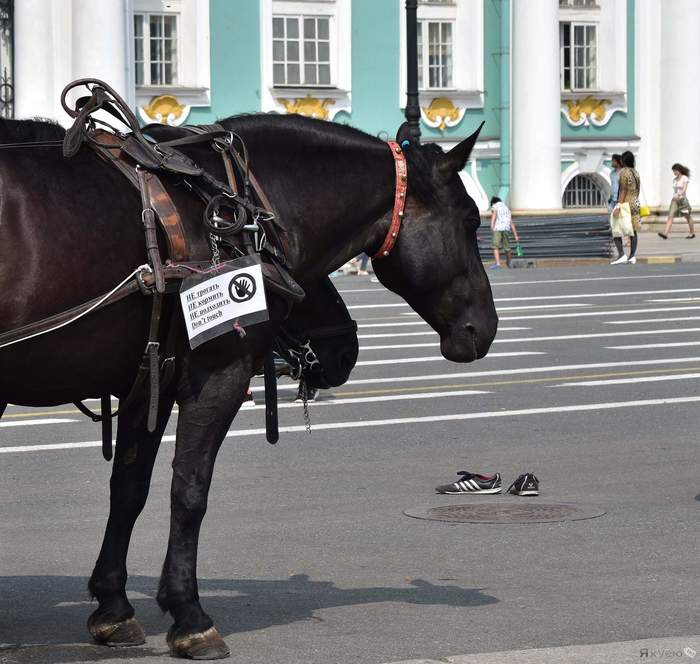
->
[209, 232, 221, 265]
[299, 376, 312, 434]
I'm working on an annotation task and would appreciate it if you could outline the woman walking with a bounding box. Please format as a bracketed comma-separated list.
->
[658, 163, 694, 239]
[611, 151, 642, 265]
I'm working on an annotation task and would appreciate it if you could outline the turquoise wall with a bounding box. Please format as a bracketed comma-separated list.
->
[347, 0, 404, 137]
[189, 0, 261, 124]
[560, 0, 635, 139]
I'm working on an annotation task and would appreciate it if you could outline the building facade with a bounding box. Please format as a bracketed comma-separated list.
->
[5, 0, 699, 213]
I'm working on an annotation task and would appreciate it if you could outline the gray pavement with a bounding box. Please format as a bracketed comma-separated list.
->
[2, 263, 700, 664]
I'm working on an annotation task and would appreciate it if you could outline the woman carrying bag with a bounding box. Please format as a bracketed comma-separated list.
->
[658, 163, 695, 239]
[610, 151, 641, 265]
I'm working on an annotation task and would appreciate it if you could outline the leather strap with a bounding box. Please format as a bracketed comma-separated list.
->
[91, 131, 189, 263]
[372, 141, 408, 260]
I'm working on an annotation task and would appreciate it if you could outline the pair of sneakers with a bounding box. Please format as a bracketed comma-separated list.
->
[435, 471, 539, 496]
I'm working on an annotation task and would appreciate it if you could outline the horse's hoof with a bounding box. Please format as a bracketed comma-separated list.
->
[87, 614, 146, 647]
[167, 626, 230, 660]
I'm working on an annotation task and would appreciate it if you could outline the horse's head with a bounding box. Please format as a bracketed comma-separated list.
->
[275, 276, 358, 389]
[370, 123, 498, 363]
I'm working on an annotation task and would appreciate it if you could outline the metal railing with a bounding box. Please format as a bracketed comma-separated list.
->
[478, 213, 612, 258]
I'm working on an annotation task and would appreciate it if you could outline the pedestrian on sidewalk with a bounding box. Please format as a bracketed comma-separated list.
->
[608, 154, 622, 213]
[490, 196, 519, 269]
[658, 163, 695, 239]
[355, 253, 370, 276]
[611, 151, 641, 265]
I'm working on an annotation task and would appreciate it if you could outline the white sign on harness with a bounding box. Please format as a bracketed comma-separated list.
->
[179, 255, 268, 349]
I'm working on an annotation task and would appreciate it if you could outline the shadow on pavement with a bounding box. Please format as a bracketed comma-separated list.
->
[0, 573, 498, 661]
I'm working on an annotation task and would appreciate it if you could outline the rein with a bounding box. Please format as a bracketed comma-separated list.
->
[372, 140, 408, 260]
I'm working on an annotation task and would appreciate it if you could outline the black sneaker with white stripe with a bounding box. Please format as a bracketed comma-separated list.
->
[506, 472, 539, 496]
[435, 471, 502, 495]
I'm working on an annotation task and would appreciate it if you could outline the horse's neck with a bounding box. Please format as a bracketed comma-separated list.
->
[237, 126, 396, 279]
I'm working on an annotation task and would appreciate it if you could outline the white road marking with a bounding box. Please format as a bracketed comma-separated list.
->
[357, 327, 528, 338]
[0, 418, 78, 428]
[494, 287, 700, 302]
[349, 302, 594, 312]
[646, 297, 700, 303]
[358, 321, 428, 328]
[361, 342, 438, 350]
[7, 395, 700, 454]
[241, 389, 490, 411]
[355, 352, 543, 366]
[337, 288, 385, 293]
[555, 373, 700, 387]
[490, 272, 700, 287]
[500, 305, 700, 321]
[490, 327, 700, 344]
[605, 316, 700, 325]
[606, 341, 700, 350]
[359, 328, 700, 350]
[261, 356, 700, 390]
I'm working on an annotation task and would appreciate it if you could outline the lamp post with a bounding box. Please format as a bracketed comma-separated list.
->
[405, 0, 421, 142]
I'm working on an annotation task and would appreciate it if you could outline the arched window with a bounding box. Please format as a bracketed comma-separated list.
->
[563, 174, 607, 208]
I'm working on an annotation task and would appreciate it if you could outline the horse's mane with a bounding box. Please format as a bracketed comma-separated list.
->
[0, 118, 66, 142]
[218, 112, 445, 204]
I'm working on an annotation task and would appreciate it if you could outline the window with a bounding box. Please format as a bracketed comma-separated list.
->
[417, 21, 454, 89]
[563, 174, 606, 208]
[134, 13, 179, 86]
[560, 22, 597, 91]
[272, 15, 331, 86]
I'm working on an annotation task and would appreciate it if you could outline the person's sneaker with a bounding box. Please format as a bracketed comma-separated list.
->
[489, 263, 501, 270]
[610, 254, 628, 265]
[628, 256, 637, 265]
[506, 472, 539, 496]
[241, 390, 256, 408]
[435, 471, 502, 495]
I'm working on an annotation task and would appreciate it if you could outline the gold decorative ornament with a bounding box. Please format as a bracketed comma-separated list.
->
[565, 96, 610, 124]
[279, 96, 335, 120]
[140, 95, 187, 125]
[422, 97, 462, 132]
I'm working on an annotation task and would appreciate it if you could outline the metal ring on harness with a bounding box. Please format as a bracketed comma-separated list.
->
[203, 194, 248, 236]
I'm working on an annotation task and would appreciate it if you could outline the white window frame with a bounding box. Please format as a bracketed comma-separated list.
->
[560, 21, 598, 92]
[129, 0, 211, 107]
[261, 0, 352, 118]
[417, 19, 455, 90]
[133, 12, 180, 87]
[399, 0, 484, 110]
[272, 14, 333, 87]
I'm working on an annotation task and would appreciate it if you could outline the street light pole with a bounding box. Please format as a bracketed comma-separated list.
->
[405, 0, 421, 142]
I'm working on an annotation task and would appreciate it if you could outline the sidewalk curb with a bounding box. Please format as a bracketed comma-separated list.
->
[486, 255, 686, 269]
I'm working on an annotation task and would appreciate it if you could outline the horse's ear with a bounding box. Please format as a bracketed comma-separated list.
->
[438, 121, 484, 178]
[395, 122, 412, 146]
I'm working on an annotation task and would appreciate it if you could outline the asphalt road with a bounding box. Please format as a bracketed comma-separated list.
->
[1, 263, 699, 664]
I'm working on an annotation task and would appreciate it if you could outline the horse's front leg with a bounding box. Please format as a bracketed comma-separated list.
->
[158, 353, 253, 660]
[87, 393, 175, 647]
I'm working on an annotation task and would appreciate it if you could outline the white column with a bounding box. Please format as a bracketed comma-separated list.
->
[14, 0, 55, 119]
[635, 0, 662, 209]
[511, 0, 561, 210]
[660, 1, 700, 208]
[72, 0, 128, 98]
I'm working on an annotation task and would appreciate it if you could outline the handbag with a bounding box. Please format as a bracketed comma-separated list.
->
[610, 202, 633, 237]
[640, 204, 651, 218]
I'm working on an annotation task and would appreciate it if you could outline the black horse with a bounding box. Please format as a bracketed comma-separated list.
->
[0, 113, 497, 658]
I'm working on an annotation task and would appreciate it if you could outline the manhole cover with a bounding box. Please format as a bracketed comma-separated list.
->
[404, 502, 606, 524]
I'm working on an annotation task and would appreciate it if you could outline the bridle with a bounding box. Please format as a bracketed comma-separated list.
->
[372, 140, 408, 260]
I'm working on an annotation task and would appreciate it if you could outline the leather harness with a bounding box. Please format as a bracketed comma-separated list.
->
[0, 78, 410, 453]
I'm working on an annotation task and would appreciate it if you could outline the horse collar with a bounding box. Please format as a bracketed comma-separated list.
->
[372, 141, 408, 260]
